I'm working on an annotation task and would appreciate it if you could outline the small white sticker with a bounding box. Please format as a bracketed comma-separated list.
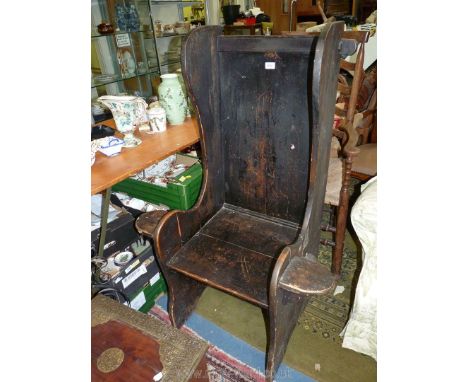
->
[122, 264, 147, 288]
[150, 272, 161, 286]
[265, 62, 276, 70]
[130, 291, 146, 310]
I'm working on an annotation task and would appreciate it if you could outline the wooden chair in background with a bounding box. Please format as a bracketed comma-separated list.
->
[145, 23, 355, 382]
[349, 68, 377, 181]
[322, 30, 373, 275]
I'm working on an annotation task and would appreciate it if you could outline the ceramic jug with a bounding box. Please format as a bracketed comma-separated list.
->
[97, 95, 148, 147]
[158, 73, 187, 125]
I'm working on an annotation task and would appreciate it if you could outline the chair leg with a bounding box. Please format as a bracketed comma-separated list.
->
[266, 287, 308, 382]
[166, 271, 206, 328]
[332, 156, 353, 275]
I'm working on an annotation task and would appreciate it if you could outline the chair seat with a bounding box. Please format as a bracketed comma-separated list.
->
[353, 143, 377, 175]
[167, 204, 300, 308]
[325, 157, 343, 206]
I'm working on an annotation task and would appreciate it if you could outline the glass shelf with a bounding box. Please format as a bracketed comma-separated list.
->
[159, 59, 181, 67]
[91, 29, 151, 38]
[155, 33, 188, 38]
[92, 68, 160, 88]
[151, 1, 203, 4]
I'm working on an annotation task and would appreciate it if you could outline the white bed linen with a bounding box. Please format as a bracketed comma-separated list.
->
[341, 177, 377, 360]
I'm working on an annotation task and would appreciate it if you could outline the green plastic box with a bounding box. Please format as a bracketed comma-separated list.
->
[128, 273, 167, 314]
[112, 154, 203, 210]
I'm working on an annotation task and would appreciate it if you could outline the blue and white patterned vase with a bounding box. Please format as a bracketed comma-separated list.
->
[115, 3, 128, 31]
[126, 3, 140, 32]
[158, 74, 187, 125]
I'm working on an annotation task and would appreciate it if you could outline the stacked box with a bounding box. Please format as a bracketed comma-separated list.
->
[112, 153, 203, 210]
[91, 208, 139, 258]
[100, 244, 167, 312]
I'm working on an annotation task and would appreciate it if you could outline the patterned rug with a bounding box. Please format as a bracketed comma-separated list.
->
[297, 241, 359, 344]
[150, 304, 266, 382]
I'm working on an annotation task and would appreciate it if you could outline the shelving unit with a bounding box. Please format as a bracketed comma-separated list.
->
[91, 0, 162, 121]
[91, 0, 206, 121]
[149, 0, 206, 74]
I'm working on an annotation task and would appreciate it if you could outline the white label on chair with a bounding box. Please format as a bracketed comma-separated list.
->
[265, 62, 276, 70]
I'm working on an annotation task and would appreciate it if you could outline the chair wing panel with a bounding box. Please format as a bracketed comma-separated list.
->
[181, 26, 225, 223]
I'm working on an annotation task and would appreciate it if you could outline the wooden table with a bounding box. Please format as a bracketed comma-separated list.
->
[92, 117, 200, 257]
[92, 117, 200, 195]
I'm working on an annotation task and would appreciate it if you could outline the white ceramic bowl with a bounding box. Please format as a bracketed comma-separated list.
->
[98, 137, 124, 156]
[114, 251, 134, 266]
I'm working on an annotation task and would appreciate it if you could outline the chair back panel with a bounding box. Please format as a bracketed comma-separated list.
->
[218, 39, 318, 223]
[182, 27, 351, 226]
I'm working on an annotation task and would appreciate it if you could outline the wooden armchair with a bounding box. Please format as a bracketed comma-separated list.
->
[149, 23, 355, 381]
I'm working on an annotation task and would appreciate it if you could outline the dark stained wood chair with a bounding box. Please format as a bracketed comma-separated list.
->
[150, 23, 355, 382]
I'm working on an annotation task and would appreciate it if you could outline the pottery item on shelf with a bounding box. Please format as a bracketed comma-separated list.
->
[97, 22, 114, 34]
[163, 24, 175, 34]
[158, 73, 187, 125]
[97, 95, 148, 147]
[126, 3, 140, 32]
[154, 20, 162, 36]
[115, 3, 128, 31]
[123, 50, 136, 76]
[114, 1, 140, 32]
[147, 104, 167, 133]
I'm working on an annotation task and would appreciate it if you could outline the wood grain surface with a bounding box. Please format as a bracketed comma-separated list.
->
[91, 118, 200, 195]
